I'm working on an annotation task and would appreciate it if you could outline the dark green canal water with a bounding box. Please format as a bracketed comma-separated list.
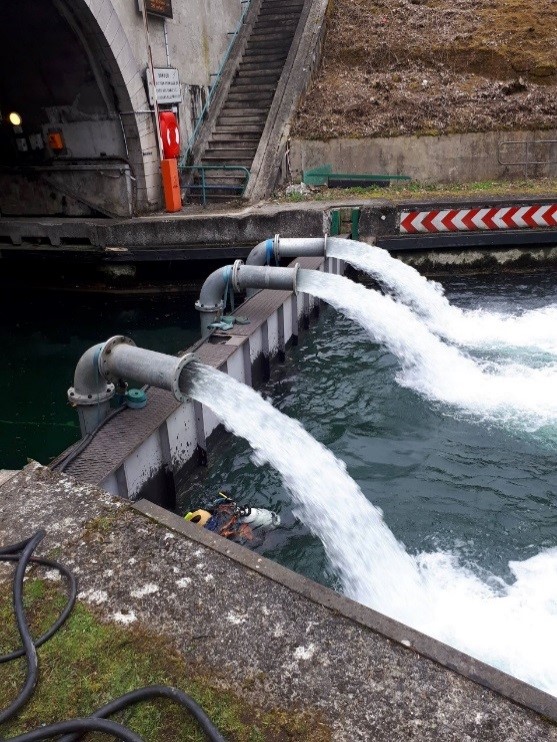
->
[0, 290, 199, 470]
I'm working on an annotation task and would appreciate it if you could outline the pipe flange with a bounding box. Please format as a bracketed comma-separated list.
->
[292, 263, 300, 295]
[67, 340, 119, 407]
[173, 352, 197, 403]
[195, 299, 225, 313]
[273, 233, 280, 263]
[67, 382, 115, 407]
[98, 335, 136, 382]
[231, 259, 244, 293]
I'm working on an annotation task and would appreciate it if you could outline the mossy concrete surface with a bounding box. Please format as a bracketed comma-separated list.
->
[1, 463, 557, 741]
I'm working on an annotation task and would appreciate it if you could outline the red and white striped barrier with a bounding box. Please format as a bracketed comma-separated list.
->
[399, 205, 557, 234]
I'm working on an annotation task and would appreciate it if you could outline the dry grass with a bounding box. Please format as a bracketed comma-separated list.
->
[292, 0, 557, 139]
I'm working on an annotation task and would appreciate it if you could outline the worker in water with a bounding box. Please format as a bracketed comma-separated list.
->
[184, 487, 280, 544]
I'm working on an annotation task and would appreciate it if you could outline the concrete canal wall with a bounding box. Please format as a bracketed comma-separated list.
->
[3, 198, 557, 275]
[2, 464, 557, 739]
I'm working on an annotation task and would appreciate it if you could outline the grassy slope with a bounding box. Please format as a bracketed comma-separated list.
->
[0, 578, 331, 741]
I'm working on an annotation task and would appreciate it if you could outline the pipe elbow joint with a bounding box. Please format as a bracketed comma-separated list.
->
[245, 237, 276, 266]
[196, 265, 232, 314]
[68, 342, 115, 407]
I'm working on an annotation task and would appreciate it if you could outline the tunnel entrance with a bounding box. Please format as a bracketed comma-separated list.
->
[0, 0, 155, 217]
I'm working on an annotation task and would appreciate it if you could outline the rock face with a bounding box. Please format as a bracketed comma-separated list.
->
[292, 0, 557, 139]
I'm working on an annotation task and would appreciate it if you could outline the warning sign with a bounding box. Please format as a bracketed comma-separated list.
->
[146, 68, 182, 105]
[144, 0, 172, 18]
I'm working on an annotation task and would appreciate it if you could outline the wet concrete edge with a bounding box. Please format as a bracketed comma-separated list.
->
[134, 498, 557, 725]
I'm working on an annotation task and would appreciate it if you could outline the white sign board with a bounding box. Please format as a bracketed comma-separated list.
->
[146, 68, 182, 105]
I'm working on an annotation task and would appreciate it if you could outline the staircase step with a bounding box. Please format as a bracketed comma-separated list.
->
[218, 105, 268, 113]
[202, 156, 253, 167]
[205, 146, 258, 159]
[227, 93, 275, 104]
[259, 3, 304, 13]
[235, 70, 282, 80]
[229, 82, 277, 92]
[193, 170, 248, 182]
[238, 60, 284, 71]
[211, 133, 261, 142]
[247, 34, 295, 44]
[257, 7, 302, 16]
[214, 127, 265, 136]
[214, 127, 264, 137]
[253, 18, 299, 28]
[216, 118, 266, 128]
[243, 42, 292, 53]
[218, 110, 267, 120]
[232, 79, 280, 90]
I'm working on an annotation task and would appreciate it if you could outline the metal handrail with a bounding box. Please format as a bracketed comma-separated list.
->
[182, 164, 250, 205]
[178, 0, 251, 169]
[498, 140, 557, 177]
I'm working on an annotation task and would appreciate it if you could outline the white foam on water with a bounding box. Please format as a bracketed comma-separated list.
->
[327, 240, 557, 356]
[189, 362, 557, 696]
[298, 269, 557, 435]
[416, 548, 557, 695]
[188, 362, 426, 622]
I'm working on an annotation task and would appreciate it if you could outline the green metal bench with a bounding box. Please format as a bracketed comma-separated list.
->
[303, 164, 411, 189]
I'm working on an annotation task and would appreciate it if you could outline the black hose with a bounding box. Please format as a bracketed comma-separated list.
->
[0, 530, 227, 742]
[6, 717, 144, 742]
[0, 554, 77, 662]
[0, 531, 44, 725]
[59, 686, 226, 742]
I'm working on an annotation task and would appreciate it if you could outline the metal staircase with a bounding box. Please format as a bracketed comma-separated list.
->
[186, 0, 305, 203]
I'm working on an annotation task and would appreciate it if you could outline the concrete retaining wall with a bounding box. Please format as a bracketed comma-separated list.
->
[290, 130, 557, 184]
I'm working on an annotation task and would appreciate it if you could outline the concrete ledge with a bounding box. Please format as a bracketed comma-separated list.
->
[135, 498, 557, 726]
[1, 464, 556, 741]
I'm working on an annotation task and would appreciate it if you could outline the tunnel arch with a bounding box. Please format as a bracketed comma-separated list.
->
[0, 0, 160, 216]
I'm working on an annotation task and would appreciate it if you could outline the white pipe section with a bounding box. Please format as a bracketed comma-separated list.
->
[99, 337, 195, 403]
[232, 261, 299, 294]
[245, 236, 327, 267]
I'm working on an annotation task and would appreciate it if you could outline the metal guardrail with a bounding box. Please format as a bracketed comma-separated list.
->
[303, 165, 411, 188]
[178, 0, 251, 170]
[498, 140, 557, 177]
[182, 164, 250, 205]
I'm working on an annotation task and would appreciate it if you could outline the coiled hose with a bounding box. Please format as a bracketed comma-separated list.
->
[0, 530, 227, 741]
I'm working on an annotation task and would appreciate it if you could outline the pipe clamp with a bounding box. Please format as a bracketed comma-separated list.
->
[231, 259, 244, 293]
[273, 233, 280, 263]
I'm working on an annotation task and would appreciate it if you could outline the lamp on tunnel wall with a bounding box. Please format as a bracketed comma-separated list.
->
[6, 111, 28, 153]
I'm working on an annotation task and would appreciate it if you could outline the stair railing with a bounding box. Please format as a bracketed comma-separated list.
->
[179, 0, 252, 171]
[181, 164, 251, 205]
[498, 139, 557, 178]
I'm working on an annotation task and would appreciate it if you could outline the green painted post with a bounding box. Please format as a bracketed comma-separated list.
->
[330, 210, 340, 236]
[351, 209, 360, 240]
